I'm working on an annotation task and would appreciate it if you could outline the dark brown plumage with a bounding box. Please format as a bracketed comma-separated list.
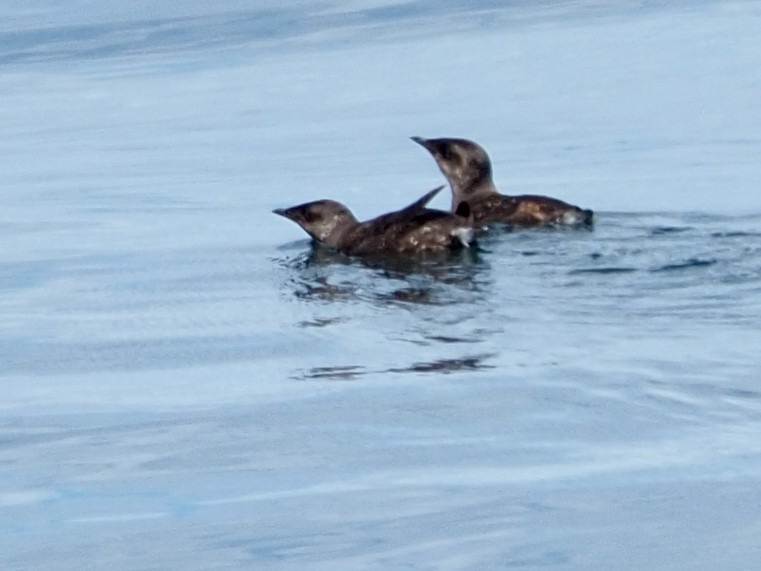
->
[411, 137, 594, 228]
[273, 186, 475, 255]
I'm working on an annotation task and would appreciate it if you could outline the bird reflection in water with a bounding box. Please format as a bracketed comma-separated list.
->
[279, 241, 489, 307]
[297, 353, 496, 381]
[275, 242, 498, 381]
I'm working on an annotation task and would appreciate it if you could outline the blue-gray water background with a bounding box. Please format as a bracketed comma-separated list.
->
[2, 1, 761, 569]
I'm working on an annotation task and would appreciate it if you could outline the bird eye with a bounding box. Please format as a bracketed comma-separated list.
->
[303, 210, 317, 223]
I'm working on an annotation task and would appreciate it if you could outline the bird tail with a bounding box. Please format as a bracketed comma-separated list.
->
[451, 227, 475, 248]
[450, 201, 475, 247]
[562, 208, 594, 227]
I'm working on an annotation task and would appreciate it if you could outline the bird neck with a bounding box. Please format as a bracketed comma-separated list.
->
[321, 214, 359, 248]
[451, 177, 498, 211]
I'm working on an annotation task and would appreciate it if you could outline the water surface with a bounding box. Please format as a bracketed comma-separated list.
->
[2, 1, 761, 569]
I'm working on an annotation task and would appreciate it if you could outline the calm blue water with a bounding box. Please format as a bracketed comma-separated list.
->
[2, 2, 761, 569]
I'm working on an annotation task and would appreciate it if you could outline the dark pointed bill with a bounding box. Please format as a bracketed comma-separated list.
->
[410, 136, 429, 148]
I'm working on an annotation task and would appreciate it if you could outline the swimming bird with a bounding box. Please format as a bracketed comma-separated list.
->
[411, 137, 594, 227]
[273, 186, 475, 255]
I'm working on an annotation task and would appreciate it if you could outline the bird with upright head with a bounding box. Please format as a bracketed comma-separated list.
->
[411, 137, 594, 228]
